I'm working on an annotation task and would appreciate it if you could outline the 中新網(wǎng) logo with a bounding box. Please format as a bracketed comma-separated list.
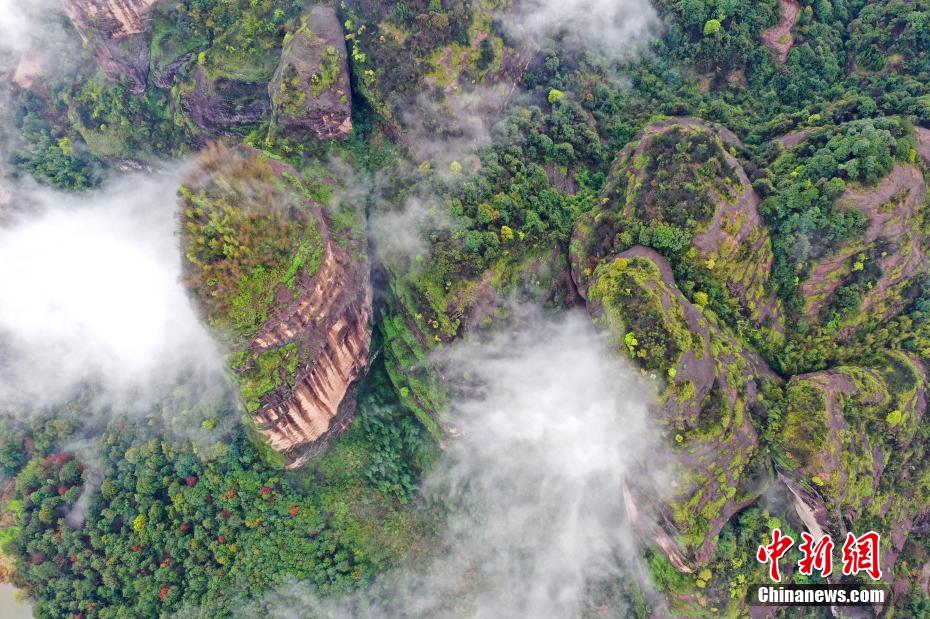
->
[756, 529, 882, 582]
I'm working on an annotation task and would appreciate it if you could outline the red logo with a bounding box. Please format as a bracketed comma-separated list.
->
[758, 530, 883, 582]
[841, 531, 882, 580]
[757, 528, 794, 582]
[798, 532, 834, 577]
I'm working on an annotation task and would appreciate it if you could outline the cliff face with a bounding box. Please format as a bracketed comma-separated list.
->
[180, 65, 272, 133]
[777, 353, 930, 593]
[63, 0, 157, 38]
[160, 5, 354, 138]
[252, 301, 371, 466]
[799, 163, 928, 328]
[585, 250, 773, 565]
[179, 144, 372, 467]
[269, 6, 353, 140]
[250, 214, 373, 468]
[61, 0, 160, 94]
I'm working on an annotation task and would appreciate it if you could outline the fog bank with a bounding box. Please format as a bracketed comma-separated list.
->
[502, 0, 661, 61]
[0, 170, 227, 414]
[243, 310, 660, 618]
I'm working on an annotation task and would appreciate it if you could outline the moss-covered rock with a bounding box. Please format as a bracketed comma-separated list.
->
[269, 7, 352, 140]
[340, 0, 528, 151]
[587, 248, 775, 565]
[799, 163, 928, 335]
[777, 352, 927, 521]
[571, 117, 784, 347]
[149, 3, 210, 88]
[773, 351, 930, 590]
[173, 4, 299, 134]
[177, 65, 271, 134]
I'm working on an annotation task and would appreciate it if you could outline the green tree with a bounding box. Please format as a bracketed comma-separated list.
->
[703, 19, 722, 36]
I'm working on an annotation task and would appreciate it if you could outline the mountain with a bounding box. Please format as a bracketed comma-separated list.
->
[2, 0, 930, 617]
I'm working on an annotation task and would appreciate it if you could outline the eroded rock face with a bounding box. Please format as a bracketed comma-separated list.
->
[564, 118, 809, 567]
[761, 0, 800, 63]
[253, 304, 371, 467]
[270, 6, 352, 140]
[181, 65, 272, 133]
[179, 144, 371, 467]
[250, 224, 373, 468]
[62, 0, 160, 94]
[585, 249, 774, 565]
[777, 353, 930, 594]
[800, 164, 928, 327]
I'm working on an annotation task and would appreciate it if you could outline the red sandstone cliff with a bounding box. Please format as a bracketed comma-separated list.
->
[61, 0, 160, 93]
[179, 144, 372, 467]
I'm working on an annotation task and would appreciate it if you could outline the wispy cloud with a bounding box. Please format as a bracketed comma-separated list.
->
[501, 0, 661, 61]
[239, 310, 662, 618]
[0, 0, 42, 56]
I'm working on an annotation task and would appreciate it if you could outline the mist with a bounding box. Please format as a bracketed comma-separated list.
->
[241, 310, 661, 618]
[502, 0, 661, 61]
[0, 170, 228, 415]
[0, 0, 42, 56]
[0, 0, 77, 86]
[372, 0, 662, 268]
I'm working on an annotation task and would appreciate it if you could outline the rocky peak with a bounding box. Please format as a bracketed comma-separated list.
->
[269, 6, 353, 140]
[61, 0, 160, 94]
[571, 117, 784, 346]
[585, 249, 773, 566]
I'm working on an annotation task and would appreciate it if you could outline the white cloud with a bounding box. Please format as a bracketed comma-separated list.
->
[0, 169, 226, 412]
[0, 0, 80, 96]
[0, 0, 39, 56]
[241, 310, 662, 618]
[503, 0, 661, 62]
[371, 192, 454, 267]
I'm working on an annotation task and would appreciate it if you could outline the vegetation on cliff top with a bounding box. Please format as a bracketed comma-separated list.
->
[4, 0, 930, 616]
[179, 144, 324, 340]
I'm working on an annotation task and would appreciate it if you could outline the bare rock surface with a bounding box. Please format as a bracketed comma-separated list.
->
[761, 0, 800, 63]
[181, 65, 272, 133]
[62, 0, 160, 93]
[801, 164, 928, 321]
